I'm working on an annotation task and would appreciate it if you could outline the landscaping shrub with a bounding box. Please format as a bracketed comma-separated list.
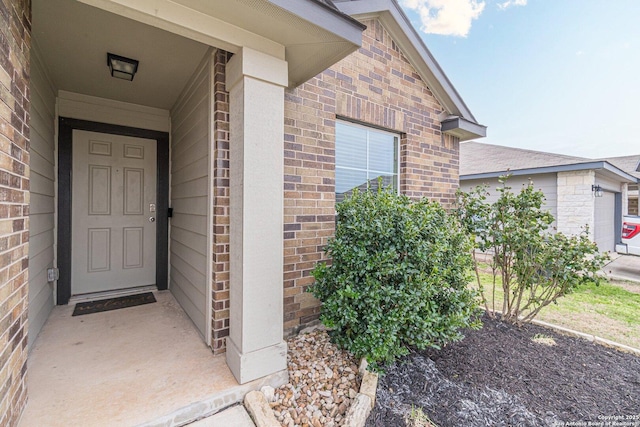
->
[455, 176, 608, 324]
[310, 186, 480, 369]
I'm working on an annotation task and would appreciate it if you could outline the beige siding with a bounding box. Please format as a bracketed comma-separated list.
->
[169, 52, 213, 338]
[461, 173, 558, 226]
[595, 173, 624, 194]
[28, 47, 56, 349]
[57, 91, 170, 133]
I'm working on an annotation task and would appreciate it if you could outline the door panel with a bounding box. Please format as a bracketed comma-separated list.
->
[87, 228, 110, 272]
[123, 227, 144, 269]
[88, 165, 111, 215]
[72, 130, 157, 295]
[124, 168, 144, 215]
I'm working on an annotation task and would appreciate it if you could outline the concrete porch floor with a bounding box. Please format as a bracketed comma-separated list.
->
[18, 291, 286, 427]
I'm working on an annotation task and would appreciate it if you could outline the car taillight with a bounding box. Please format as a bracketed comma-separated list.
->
[622, 222, 640, 239]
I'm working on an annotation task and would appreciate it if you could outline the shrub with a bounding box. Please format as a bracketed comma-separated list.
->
[455, 176, 608, 324]
[310, 187, 480, 369]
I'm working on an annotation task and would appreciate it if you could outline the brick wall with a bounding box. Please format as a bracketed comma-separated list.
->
[211, 50, 231, 354]
[282, 19, 461, 333]
[0, 0, 31, 426]
[556, 170, 595, 237]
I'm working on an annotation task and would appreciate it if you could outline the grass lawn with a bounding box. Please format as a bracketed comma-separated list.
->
[473, 268, 640, 349]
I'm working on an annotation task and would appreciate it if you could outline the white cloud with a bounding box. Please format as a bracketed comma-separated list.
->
[400, 0, 486, 37]
[497, 0, 527, 11]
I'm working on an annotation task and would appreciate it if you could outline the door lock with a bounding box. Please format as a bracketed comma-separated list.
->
[149, 217, 156, 223]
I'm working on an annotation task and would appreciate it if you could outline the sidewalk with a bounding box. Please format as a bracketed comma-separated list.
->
[603, 253, 640, 283]
[187, 406, 255, 427]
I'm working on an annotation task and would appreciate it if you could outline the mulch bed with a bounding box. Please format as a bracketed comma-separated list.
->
[366, 314, 640, 426]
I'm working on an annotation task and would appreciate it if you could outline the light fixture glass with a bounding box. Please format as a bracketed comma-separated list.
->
[107, 53, 139, 81]
[592, 185, 603, 197]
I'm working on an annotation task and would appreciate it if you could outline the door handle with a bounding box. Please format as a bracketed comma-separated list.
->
[149, 217, 156, 223]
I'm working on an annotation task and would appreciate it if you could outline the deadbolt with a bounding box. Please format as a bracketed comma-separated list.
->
[149, 217, 156, 223]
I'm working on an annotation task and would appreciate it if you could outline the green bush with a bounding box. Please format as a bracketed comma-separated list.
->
[455, 176, 608, 324]
[310, 187, 480, 369]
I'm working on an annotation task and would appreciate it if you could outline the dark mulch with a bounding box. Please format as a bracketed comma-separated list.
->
[366, 314, 640, 427]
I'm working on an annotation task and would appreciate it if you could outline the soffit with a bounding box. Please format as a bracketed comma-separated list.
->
[33, 0, 364, 109]
[76, 0, 364, 88]
[175, 0, 364, 86]
[595, 169, 634, 185]
[33, 0, 210, 110]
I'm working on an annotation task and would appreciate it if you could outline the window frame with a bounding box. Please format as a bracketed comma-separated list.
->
[334, 120, 401, 201]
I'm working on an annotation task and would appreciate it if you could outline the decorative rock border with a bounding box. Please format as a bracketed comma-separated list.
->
[244, 357, 379, 427]
[244, 390, 281, 427]
[343, 358, 379, 427]
[141, 370, 288, 427]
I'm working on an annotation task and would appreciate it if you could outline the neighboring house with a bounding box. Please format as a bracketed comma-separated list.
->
[599, 155, 640, 215]
[460, 142, 638, 253]
[0, 0, 486, 424]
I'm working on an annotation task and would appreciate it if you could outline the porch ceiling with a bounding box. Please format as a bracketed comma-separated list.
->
[170, 0, 365, 86]
[33, 0, 363, 109]
[33, 0, 210, 110]
[75, 0, 364, 88]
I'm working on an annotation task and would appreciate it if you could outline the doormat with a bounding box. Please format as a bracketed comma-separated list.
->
[72, 292, 156, 316]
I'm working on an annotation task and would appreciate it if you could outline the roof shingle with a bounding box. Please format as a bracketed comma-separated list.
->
[460, 142, 590, 176]
[596, 155, 640, 179]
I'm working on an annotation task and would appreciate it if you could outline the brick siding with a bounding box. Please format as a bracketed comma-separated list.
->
[211, 50, 231, 354]
[0, 0, 31, 426]
[209, 19, 463, 346]
[282, 19, 461, 333]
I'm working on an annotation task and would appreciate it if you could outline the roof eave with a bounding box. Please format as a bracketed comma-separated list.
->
[272, 0, 366, 38]
[461, 161, 638, 183]
[269, 0, 366, 87]
[442, 116, 487, 141]
[335, 0, 483, 129]
[295, 0, 368, 31]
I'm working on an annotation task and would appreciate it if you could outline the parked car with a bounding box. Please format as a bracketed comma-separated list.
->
[617, 215, 640, 255]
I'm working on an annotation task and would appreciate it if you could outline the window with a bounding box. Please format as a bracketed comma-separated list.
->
[335, 121, 399, 203]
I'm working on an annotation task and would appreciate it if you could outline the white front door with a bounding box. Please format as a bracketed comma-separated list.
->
[71, 130, 157, 295]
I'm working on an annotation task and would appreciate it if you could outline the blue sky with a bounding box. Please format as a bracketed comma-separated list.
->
[398, 0, 640, 159]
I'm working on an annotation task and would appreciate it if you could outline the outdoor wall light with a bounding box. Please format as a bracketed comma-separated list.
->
[592, 185, 604, 197]
[107, 53, 139, 81]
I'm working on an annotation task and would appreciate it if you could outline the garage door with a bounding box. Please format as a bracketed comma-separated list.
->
[594, 192, 615, 252]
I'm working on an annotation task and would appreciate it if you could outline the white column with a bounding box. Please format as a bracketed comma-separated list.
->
[225, 47, 288, 384]
[621, 183, 629, 216]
